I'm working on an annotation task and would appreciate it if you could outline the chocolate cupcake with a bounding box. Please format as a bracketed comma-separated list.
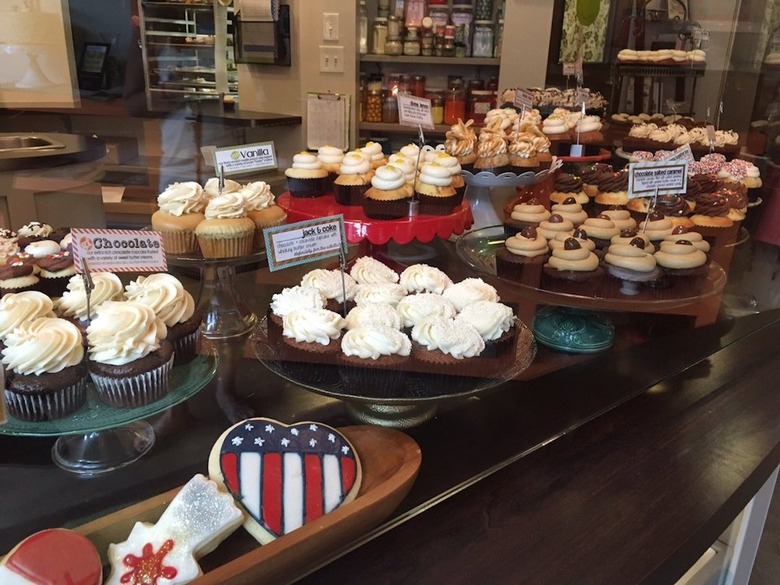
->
[338, 326, 411, 397]
[549, 174, 589, 205]
[496, 225, 549, 286]
[87, 301, 174, 408]
[37, 251, 76, 298]
[0, 261, 40, 296]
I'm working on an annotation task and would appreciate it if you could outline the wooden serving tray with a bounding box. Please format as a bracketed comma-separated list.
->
[74, 426, 421, 584]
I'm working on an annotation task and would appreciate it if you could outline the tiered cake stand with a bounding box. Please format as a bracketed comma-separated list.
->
[456, 226, 728, 353]
[0, 355, 218, 475]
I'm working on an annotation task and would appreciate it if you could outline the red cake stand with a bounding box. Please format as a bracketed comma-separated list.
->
[277, 192, 473, 245]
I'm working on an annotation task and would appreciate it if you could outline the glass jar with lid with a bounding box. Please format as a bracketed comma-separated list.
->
[372, 17, 388, 55]
[385, 35, 403, 56]
[444, 84, 466, 125]
[387, 15, 402, 38]
[468, 89, 494, 125]
[429, 1, 449, 28]
[382, 92, 399, 123]
[365, 89, 384, 123]
[421, 32, 435, 56]
[429, 93, 444, 125]
[404, 0, 426, 28]
[451, 5, 474, 55]
[411, 75, 426, 97]
[472, 20, 494, 57]
[366, 74, 383, 92]
[404, 27, 421, 56]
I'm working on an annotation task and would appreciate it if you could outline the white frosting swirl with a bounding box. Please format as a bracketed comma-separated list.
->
[301, 269, 358, 302]
[389, 156, 416, 183]
[157, 182, 206, 216]
[349, 257, 399, 285]
[399, 144, 420, 159]
[24, 240, 60, 258]
[399, 264, 453, 294]
[270, 285, 325, 317]
[395, 293, 457, 328]
[418, 162, 453, 188]
[17, 222, 52, 238]
[317, 145, 345, 165]
[344, 303, 402, 330]
[240, 181, 275, 211]
[2, 317, 84, 375]
[57, 273, 124, 321]
[204, 192, 246, 220]
[411, 315, 485, 359]
[454, 301, 516, 341]
[0, 291, 56, 339]
[204, 177, 242, 198]
[353, 283, 408, 307]
[441, 278, 499, 311]
[124, 273, 196, 327]
[340, 326, 411, 359]
[87, 301, 166, 365]
[339, 152, 371, 175]
[282, 308, 344, 345]
[429, 152, 462, 175]
[371, 165, 406, 190]
[362, 141, 385, 163]
[292, 151, 323, 170]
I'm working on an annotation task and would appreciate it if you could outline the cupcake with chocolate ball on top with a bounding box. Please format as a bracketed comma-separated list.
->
[604, 236, 661, 291]
[504, 198, 551, 237]
[551, 197, 588, 227]
[496, 225, 549, 286]
[549, 174, 588, 205]
[543, 236, 603, 288]
[537, 213, 574, 242]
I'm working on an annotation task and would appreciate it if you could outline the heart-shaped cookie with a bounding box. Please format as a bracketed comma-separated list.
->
[0, 528, 102, 585]
[208, 418, 362, 544]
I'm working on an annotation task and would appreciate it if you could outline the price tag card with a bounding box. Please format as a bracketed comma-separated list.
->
[628, 161, 688, 199]
[214, 141, 277, 177]
[71, 229, 167, 273]
[706, 124, 716, 144]
[575, 87, 590, 107]
[513, 89, 534, 111]
[264, 215, 347, 272]
[562, 62, 576, 76]
[398, 94, 434, 130]
[665, 144, 696, 164]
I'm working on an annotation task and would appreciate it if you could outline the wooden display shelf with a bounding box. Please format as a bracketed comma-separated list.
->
[360, 55, 500, 66]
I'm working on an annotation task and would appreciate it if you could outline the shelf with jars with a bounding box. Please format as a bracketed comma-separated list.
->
[358, 1, 505, 141]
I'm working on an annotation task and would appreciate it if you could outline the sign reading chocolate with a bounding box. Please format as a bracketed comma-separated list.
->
[71, 228, 167, 273]
[628, 161, 689, 198]
[397, 94, 434, 130]
[214, 141, 277, 176]
[263, 215, 347, 272]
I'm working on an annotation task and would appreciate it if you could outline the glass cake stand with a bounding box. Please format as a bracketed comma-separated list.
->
[167, 249, 267, 340]
[455, 226, 728, 352]
[0, 355, 218, 475]
[251, 317, 536, 429]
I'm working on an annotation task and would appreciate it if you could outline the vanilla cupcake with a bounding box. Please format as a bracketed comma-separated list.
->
[317, 144, 346, 186]
[474, 117, 510, 174]
[364, 164, 411, 220]
[151, 181, 207, 254]
[387, 155, 417, 195]
[429, 151, 466, 201]
[443, 119, 478, 171]
[508, 122, 541, 172]
[361, 141, 387, 169]
[301, 268, 358, 312]
[285, 151, 329, 197]
[441, 277, 499, 312]
[349, 256, 399, 285]
[87, 301, 173, 408]
[415, 162, 458, 215]
[395, 293, 457, 330]
[334, 151, 373, 206]
[240, 181, 287, 246]
[195, 192, 255, 258]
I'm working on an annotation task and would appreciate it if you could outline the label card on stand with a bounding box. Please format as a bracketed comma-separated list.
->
[264, 215, 347, 272]
[214, 141, 277, 177]
[513, 89, 534, 111]
[562, 62, 576, 76]
[575, 87, 590, 107]
[665, 143, 696, 164]
[71, 229, 167, 273]
[628, 161, 688, 199]
[398, 94, 434, 130]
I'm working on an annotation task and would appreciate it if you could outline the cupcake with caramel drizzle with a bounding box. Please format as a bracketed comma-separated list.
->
[508, 122, 542, 173]
[444, 118, 478, 172]
[474, 117, 510, 174]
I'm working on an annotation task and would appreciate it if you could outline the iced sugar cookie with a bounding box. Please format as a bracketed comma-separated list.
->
[208, 418, 362, 544]
[0, 528, 102, 585]
[106, 474, 243, 585]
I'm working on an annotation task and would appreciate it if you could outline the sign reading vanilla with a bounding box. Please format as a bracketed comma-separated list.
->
[628, 161, 689, 199]
[214, 141, 277, 176]
[264, 215, 347, 272]
[71, 229, 167, 273]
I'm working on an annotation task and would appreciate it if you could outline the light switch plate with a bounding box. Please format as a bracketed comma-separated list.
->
[323, 13, 339, 41]
[319, 45, 344, 73]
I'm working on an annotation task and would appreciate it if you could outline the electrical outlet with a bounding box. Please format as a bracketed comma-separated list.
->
[323, 13, 339, 41]
[319, 45, 344, 73]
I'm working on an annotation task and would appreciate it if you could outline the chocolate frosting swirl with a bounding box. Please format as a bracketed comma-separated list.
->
[596, 172, 629, 192]
[693, 194, 730, 217]
[38, 251, 73, 272]
[577, 163, 613, 184]
[553, 174, 584, 193]
[0, 263, 35, 279]
[686, 174, 719, 199]
[717, 184, 748, 210]
[655, 195, 689, 217]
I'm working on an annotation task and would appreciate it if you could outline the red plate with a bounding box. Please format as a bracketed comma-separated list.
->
[277, 192, 474, 245]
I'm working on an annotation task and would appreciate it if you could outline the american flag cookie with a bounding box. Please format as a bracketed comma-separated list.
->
[105, 474, 243, 585]
[208, 417, 362, 544]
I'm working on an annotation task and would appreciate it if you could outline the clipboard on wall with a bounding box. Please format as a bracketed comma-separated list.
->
[306, 92, 350, 151]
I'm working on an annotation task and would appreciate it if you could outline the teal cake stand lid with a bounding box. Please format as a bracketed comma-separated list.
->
[533, 306, 615, 353]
